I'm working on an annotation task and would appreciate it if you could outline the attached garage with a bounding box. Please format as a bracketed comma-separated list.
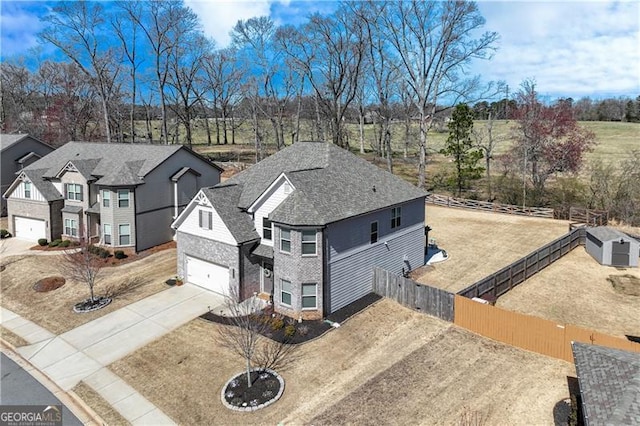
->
[13, 216, 46, 241]
[185, 255, 230, 296]
[585, 227, 639, 268]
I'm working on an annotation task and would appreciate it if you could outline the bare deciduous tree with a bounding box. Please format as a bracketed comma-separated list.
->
[60, 240, 107, 308]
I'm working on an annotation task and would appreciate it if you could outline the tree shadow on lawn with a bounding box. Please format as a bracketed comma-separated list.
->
[103, 276, 151, 300]
[200, 292, 382, 344]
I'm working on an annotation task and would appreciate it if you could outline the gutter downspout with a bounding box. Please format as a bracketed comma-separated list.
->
[173, 181, 179, 219]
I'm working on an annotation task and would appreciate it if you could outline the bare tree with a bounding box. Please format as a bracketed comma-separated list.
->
[60, 239, 110, 311]
[380, 1, 499, 188]
[473, 111, 504, 200]
[40, 1, 120, 143]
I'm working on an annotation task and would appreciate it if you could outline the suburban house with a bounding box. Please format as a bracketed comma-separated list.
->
[0, 134, 55, 216]
[3, 141, 222, 251]
[172, 141, 427, 320]
[571, 342, 640, 425]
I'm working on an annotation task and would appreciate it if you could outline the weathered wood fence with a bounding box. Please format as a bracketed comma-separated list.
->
[458, 227, 586, 300]
[569, 207, 608, 226]
[426, 194, 555, 218]
[372, 267, 454, 322]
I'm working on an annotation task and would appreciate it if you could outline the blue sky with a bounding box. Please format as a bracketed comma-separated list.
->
[1, 0, 638, 100]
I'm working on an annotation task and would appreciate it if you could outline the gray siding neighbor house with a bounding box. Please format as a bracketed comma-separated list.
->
[0, 134, 55, 216]
[3, 141, 221, 251]
[172, 141, 427, 320]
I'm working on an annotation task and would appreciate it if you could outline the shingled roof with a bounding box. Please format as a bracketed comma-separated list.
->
[572, 342, 640, 425]
[225, 141, 427, 226]
[201, 185, 260, 244]
[0, 133, 53, 152]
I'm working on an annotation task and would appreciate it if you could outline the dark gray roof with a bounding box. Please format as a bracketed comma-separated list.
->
[572, 342, 640, 425]
[24, 141, 183, 186]
[61, 205, 83, 214]
[251, 244, 274, 259]
[171, 166, 201, 182]
[16, 151, 42, 164]
[201, 184, 260, 244]
[225, 142, 427, 226]
[587, 226, 629, 243]
[0, 133, 53, 152]
[86, 202, 100, 214]
[21, 169, 63, 202]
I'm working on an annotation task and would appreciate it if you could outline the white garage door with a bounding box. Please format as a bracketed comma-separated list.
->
[186, 255, 230, 296]
[14, 216, 46, 241]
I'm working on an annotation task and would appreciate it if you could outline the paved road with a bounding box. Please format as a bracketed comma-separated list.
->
[0, 353, 82, 426]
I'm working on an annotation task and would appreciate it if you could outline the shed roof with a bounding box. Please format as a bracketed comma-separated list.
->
[572, 342, 640, 425]
[586, 226, 628, 242]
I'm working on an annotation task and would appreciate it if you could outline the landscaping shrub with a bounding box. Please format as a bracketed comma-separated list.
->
[48, 239, 62, 247]
[297, 325, 309, 336]
[99, 248, 110, 258]
[284, 325, 296, 338]
[0, 229, 10, 238]
[59, 240, 71, 247]
[38, 238, 48, 246]
[270, 317, 284, 330]
[114, 250, 127, 259]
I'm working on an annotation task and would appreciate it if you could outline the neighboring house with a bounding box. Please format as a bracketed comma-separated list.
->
[571, 342, 640, 425]
[3, 141, 221, 251]
[0, 134, 55, 216]
[172, 141, 427, 320]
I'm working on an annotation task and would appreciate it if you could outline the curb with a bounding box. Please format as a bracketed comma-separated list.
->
[0, 338, 107, 426]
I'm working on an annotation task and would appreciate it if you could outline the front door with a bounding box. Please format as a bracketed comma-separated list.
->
[262, 261, 274, 295]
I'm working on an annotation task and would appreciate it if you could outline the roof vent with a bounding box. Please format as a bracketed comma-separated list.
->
[372, 185, 376, 192]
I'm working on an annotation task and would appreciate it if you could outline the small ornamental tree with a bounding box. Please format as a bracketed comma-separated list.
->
[61, 238, 110, 312]
[440, 103, 484, 196]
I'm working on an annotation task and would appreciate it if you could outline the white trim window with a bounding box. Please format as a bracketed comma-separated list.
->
[64, 219, 78, 237]
[117, 189, 130, 208]
[66, 183, 83, 201]
[281, 279, 292, 306]
[280, 228, 291, 253]
[102, 190, 110, 207]
[24, 181, 31, 199]
[199, 209, 213, 230]
[103, 224, 112, 245]
[262, 217, 272, 240]
[301, 230, 317, 255]
[302, 283, 317, 309]
[391, 206, 402, 229]
[119, 224, 131, 245]
[370, 221, 378, 244]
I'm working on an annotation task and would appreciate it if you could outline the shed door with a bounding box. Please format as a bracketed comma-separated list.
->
[612, 241, 630, 266]
[186, 255, 230, 296]
[14, 216, 46, 241]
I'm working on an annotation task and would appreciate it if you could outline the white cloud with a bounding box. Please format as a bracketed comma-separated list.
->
[0, 3, 46, 58]
[185, 0, 274, 47]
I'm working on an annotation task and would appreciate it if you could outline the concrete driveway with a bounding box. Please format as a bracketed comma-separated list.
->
[0, 237, 35, 257]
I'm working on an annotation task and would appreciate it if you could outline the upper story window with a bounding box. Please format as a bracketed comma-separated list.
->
[391, 206, 402, 229]
[24, 182, 31, 199]
[370, 221, 378, 244]
[199, 209, 212, 230]
[280, 228, 291, 253]
[262, 217, 272, 240]
[102, 190, 110, 207]
[301, 230, 317, 255]
[117, 189, 129, 208]
[66, 183, 83, 201]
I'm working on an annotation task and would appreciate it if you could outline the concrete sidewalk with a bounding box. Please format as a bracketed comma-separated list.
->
[1, 283, 226, 425]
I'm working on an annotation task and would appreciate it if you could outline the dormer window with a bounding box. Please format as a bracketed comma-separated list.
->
[66, 183, 83, 201]
[24, 181, 31, 199]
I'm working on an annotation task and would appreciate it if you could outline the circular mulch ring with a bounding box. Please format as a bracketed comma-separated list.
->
[221, 368, 284, 411]
[73, 297, 112, 313]
[33, 276, 66, 292]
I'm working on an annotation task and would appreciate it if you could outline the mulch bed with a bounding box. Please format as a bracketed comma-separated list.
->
[223, 370, 282, 410]
[33, 276, 66, 292]
[73, 296, 112, 313]
[200, 292, 382, 344]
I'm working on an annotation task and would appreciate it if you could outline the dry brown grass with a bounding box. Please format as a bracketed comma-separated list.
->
[110, 299, 573, 425]
[0, 249, 176, 334]
[71, 381, 129, 426]
[0, 325, 29, 347]
[497, 248, 640, 338]
[413, 205, 570, 292]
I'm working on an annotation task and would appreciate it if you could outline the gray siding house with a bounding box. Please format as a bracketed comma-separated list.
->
[172, 141, 427, 320]
[0, 134, 55, 216]
[3, 141, 221, 251]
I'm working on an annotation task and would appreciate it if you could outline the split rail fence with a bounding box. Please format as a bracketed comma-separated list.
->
[426, 194, 555, 218]
[458, 227, 586, 299]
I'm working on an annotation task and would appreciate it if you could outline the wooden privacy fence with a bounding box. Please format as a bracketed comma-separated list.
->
[372, 267, 454, 322]
[454, 295, 640, 363]
[426, 194, 555, 218]
[458, 227, 586, 299]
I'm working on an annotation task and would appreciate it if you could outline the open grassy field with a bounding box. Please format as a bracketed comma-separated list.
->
[497, 247, 640, 338]
[412, 205, 571, 292]
[109, 299, 574, 425]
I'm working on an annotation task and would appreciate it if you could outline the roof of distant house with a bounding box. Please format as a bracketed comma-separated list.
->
[224, 141, 427, 226]
[0, 133, 53, 152]
[572, 342, 640, 425]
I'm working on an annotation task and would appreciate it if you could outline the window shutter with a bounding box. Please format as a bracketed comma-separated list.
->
[79, 185, 83, 201]
[208, 211, 212, 230]
[64, 183, 68, 199]
[199, 210, 203, 228]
